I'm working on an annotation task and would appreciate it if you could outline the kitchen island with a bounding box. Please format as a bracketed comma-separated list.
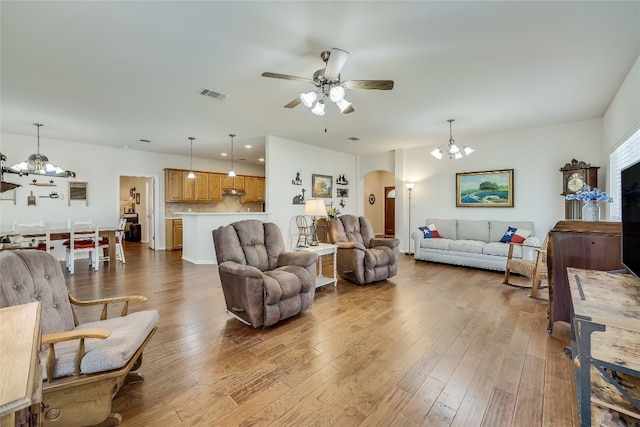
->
[175, 212, 271, 264]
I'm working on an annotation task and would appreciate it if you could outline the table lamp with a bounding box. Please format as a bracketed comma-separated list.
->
[304, 198, 327, 245]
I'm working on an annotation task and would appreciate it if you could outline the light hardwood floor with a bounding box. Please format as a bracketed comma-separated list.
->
[64, 243, 578, 427]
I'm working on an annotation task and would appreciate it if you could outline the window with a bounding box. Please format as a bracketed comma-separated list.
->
[610, 127, 640, 220]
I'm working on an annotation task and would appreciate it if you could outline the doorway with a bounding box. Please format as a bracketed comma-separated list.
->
[384, 186, 395, 236]
[119, 175, 155, 250]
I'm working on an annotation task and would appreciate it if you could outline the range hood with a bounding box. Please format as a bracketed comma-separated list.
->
[222, 189, 245, 196]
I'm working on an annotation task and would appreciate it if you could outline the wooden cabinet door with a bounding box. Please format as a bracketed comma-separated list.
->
[208, 173, 222, 202]
[194, 172, 208, 202]
[256, 177, 265, 203]
[183, 171, 195, 201]
[174, 221, 183, 249]
[221, 175, 234, 190]
[233, 176, 245, 190]
[243, 177, 256, 202]
[165, 169, 183, 202]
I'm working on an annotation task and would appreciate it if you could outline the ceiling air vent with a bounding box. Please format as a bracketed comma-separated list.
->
[348, 136, 361, 141]
[198, 88, 229, 101]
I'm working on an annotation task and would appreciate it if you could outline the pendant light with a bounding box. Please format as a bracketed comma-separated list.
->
[228, 134, 236, 177]
[9, 123, 75, 177]
[430, 119, 474, 160]
[187, 137, 195, 179]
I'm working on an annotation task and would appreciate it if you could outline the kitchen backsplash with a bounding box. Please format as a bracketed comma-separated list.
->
[165, 194, 263, 217]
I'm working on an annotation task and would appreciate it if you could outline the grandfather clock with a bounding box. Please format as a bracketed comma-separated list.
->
[560, 159, 599, 219]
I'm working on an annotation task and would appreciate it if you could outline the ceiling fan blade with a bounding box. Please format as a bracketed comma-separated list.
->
[284, 97, 302, 108]
[262, 72, 312, 84]
[343, 80, 394, 90]
[341, 105, 355, 114]
[324, 48, 349, 80]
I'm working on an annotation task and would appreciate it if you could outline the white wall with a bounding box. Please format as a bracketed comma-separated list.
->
[0, 132, 264, 248]
[361, 118, 607, 253]
[604, 54, 640, 152]
[265, 135, 357, 249]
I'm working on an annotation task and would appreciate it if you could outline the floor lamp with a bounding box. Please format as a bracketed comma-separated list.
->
[304, 198, 327, 246]
[405, 182, 415, 255]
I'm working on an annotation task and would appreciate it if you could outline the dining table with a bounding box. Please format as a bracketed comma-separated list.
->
[0, 225, 123, 269]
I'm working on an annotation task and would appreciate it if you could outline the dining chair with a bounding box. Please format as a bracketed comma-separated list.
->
[115, 217, 126, 263]
[63, 221, 106, 274]
[12, 220, 53, 252]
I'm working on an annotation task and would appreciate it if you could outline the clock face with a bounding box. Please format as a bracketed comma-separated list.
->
[567, 172, 584, 192]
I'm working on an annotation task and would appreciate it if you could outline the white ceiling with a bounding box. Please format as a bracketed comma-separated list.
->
[1, 1, 639, 165]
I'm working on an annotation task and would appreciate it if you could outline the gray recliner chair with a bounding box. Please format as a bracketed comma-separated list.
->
[212, 219, 318, 328]
[328, 215, 400, 285]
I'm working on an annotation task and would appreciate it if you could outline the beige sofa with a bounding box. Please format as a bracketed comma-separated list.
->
[411, 218, 540, 271]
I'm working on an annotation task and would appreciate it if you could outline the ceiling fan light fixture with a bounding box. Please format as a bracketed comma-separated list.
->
[311, 99, 325, 116]
[336, 98, 352, 112]
[430, 118, 474, 160]
[329, 85, 345, 102]
[300, 91, 317, 108]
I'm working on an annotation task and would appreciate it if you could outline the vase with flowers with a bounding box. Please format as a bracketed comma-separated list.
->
[327, 206, 341, 220]
[565, 184, 613, 221]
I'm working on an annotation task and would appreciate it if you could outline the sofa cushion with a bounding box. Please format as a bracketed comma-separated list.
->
[457, 220, 489, 242]
[449, 240, 485, 254]
[419, 224, 440, 238]
[420, 238, 451, 250]
[42, 310, 159, 379]
[426, 219, 457, 240]
[483, 242, 523, 258]
[489, 220, 535, 243]
[499, 226, 531, 244]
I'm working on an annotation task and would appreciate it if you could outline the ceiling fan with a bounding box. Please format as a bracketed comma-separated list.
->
[261, 48, 394, 115]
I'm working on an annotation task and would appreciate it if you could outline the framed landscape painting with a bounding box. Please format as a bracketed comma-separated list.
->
[312, 174, 333, 198]
[456, 169, 514, 207]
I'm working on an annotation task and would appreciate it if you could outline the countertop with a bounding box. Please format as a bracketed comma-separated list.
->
[174, 212, 270, 216]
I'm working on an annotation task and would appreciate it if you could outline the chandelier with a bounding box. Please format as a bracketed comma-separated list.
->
[8, 123, 75, 177]
[300, 83, 352, 116]
[430, 119, 474, 160]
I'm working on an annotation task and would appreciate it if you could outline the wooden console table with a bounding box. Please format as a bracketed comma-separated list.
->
[0, 302, 43, 426]
[568, 268, 640, 426]
[547, 221, 623, 334]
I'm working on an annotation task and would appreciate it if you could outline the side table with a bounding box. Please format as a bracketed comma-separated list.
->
[295, 243, 337, 289]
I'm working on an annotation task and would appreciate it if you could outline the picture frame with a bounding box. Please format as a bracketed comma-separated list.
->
[69, 181, 88, 206]
[337, 188, 349, 198]
[456, 169, 514, 207]
[312, 174, 332, 198]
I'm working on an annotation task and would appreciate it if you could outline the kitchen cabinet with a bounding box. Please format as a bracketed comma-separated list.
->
[166, 218, 183, 250]
[241, 176, 266, 203]
[221, 175, 245, 191]
[208, 173, 222, 202]
[165, 169, 183, 202]
[183, 172, 208, 202]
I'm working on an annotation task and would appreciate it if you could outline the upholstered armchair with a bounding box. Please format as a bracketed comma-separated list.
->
[328, 215, 400, 285]
[0, 250, 158, 427]
[212, 219, 318, 328]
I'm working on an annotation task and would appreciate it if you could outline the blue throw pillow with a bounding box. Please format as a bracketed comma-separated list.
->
[419, 226, 433, 238]
[500, 226, 518, 243]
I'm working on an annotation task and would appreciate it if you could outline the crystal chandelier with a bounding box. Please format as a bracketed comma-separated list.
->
[430, 119, 474, 160]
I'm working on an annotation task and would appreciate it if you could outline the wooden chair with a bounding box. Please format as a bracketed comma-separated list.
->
[0, 250, 159, 427]
[503, 234, 549, 300]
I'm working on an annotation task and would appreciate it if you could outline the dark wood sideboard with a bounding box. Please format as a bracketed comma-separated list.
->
[547, 221, 623, 334]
